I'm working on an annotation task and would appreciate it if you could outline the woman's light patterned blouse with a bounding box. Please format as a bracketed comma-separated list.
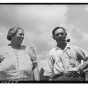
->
[0, 45, 37, 81]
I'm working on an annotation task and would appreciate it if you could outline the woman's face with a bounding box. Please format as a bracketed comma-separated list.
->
[11, 29, 24, 45]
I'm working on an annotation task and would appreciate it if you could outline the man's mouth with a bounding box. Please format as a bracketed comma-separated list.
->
[59, 38, 63, 41]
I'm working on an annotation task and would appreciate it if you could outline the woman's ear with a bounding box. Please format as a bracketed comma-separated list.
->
[52, 35, 56, 40]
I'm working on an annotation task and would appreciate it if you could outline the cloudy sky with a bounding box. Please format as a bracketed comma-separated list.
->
[0, 4, 88, 70]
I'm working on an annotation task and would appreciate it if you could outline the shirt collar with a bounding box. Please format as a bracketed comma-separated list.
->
[55, 44, 70, 51]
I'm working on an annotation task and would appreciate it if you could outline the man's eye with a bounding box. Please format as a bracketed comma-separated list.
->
[19, 34, 24, 36]
[61, 33, 64, 35]
[55, 33, 64, 36]
[56, 34, 59, 36]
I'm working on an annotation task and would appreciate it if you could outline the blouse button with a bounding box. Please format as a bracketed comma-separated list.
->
[17, 55, 19, 66]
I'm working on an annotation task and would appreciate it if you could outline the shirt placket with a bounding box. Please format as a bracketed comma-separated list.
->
[64, 53, 69, 73]
[60, 48, 70, 73]
[59, 56, 66, 73]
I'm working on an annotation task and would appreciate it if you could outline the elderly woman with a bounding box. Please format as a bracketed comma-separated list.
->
[0, 27, 40, 82]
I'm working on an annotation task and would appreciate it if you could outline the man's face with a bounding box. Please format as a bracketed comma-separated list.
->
[54, 28, 67, 44]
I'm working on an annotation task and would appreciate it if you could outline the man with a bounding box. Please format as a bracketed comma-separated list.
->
[43, 26, 88, 81]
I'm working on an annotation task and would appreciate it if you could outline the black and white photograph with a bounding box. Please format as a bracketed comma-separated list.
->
[0, 3, 88, 83]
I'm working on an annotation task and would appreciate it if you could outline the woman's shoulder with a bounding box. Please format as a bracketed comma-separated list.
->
[22, 45, 37, 61]
[21, 45, 26, 50]
[22, 45, 36, 54]
[0, 45, 10, 55]
[0, 45, 10, 51]
[21, 45, 34, 49]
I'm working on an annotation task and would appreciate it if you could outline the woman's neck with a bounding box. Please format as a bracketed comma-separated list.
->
[10, 42, 21, 50]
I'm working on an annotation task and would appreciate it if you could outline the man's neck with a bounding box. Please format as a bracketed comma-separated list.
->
[57, 42, 67, 50]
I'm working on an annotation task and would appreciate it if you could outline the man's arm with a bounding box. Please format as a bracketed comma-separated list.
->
[33, 63, 40, 81]
[76, 47, 88, 75]
[78, 58, 88, 75]
[43, 53, 55, 81]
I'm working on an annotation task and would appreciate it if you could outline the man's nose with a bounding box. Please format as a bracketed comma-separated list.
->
[59, 34, 62, 37]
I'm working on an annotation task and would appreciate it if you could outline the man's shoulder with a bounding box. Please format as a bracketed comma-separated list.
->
[68, 44, 86, 53]
[48, 48, 56, 54]
[68, 44, 80, 49]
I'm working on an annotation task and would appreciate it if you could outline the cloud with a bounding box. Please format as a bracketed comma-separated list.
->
[63, 24, 88, 48]
[16, 5, 68, 30]
[81, 31, 88, 42]
[62, 24, 78, 44]
[85, 5, 88, 11]
[0, 25, 9, 47]
[17, 5, 68, 20]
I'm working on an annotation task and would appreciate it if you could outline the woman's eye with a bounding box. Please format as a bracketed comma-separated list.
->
[19, 34, 24, 36]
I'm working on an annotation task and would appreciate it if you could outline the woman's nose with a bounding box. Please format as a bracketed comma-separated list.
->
[22, 36, 24, 39]
[22, 35, 24, 37]
[21, 34, 24, 37]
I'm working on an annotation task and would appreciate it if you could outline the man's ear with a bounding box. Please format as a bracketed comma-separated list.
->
[65, 33, 67, 36]
[65, 33, 67, 38]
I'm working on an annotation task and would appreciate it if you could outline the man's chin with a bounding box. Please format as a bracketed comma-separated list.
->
[58, 41, 66, 44]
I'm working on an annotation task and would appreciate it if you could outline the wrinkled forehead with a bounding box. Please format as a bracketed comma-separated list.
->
[55, 28, 65, 35]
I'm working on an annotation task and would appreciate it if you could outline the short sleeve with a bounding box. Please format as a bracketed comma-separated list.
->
[26, 46, 37, 63]
[0, 46, 8, 63]
[79, 47, 88, 62]
[73, 46, 88, 62]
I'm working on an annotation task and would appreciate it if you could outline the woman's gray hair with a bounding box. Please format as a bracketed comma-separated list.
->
[7, 27, 24, 41]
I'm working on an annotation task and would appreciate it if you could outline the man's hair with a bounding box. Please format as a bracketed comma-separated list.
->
[52, 26, 66, 36]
